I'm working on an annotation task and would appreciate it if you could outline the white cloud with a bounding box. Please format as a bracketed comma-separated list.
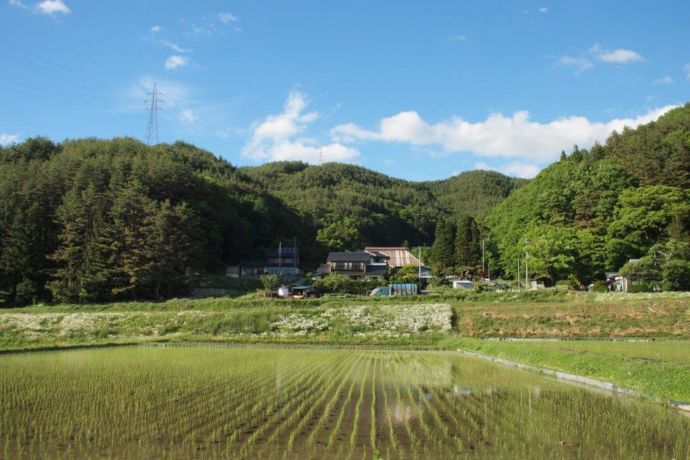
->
[150, 25, 163, 33]
[475, 162, 541, 179]
[685, 63, 690, 80]
[218, 12, 237, 23]
[0, 133, 20, 146]
[178, 109, 199, 124]
[36, 0, 70, 15]
[652, 76, 673, 85]
[556, 55, 593, 72]
[331, 105, 678, 163]
[243, 91, 359, 164]
[538, 7, 549, 13]
[590, 44, 643, 64]
[9, 0, 27, 9]
[121, 76, 193, 112]
[161, 40, 191, 53]
[164, 55, 189, 70]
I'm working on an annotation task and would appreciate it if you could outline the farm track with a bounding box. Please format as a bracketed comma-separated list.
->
[2, 347, 690, 459]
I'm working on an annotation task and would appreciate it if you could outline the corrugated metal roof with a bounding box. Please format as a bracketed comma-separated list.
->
[364, 247, 422, 267]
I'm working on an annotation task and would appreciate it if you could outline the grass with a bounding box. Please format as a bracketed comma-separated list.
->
[452, 298, 690, 338]
[444, 338, 690, 403]
[1, 346, 688, 458]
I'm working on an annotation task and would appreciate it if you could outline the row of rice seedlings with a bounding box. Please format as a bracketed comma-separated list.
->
[239, 351, 353, 456]
[179, 350, 335, 448]
[325, 358, 360, 452]
[347, 353, 373, 459]
[303, 350, 362, 449]
[262, 350, 360, 455]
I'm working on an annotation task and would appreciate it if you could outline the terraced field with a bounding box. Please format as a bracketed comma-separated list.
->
[1, 346, 689, 458]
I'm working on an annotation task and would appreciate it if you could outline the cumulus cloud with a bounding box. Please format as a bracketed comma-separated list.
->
[331, 105, 678, 163]
[0, 133, 20, 146]
[36, 0, 70, 15]
[243, 91, 359, 164]
[475, 162, 541, 179]
[652, 76, 673, 85]
[150, 25, 163, 33]
[218, 12, 237, 23]
[590, 44, 643, 64]
[685, 63, 690, 80]
[178, 109, 199, 124]
[164, 55, 189, 70]
[8, 0, 27, 9]
[556, 55, 593, 72]
[538, 6, 549, 13]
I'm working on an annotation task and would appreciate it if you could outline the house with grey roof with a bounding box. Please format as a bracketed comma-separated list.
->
[317, 250, 389, 280]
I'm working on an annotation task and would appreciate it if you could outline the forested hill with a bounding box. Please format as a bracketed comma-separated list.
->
[0, 137, 520, 305]
[424, 171, 527, 223]
[238, 162, 523, 248]
[487, 103, 690, 287]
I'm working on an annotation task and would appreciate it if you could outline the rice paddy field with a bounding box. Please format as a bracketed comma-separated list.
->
[1, 346, 689, 459]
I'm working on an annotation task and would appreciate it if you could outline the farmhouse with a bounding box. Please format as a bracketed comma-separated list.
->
[317, 246, 432, 281]
[365, 246, 432, 279]
[317, 250, 389, 280]
[226, 245, 301, 277]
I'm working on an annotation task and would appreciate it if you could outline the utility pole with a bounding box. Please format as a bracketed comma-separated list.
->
[525, 253, 529, 290]
[524, 239, 530, 290]
[278, 241, 282, 269]
[418, 247, 422, 279]
[146, 82, 162, 145]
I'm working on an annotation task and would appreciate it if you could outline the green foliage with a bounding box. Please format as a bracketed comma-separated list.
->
[487, 104, 690, 287]
[454, 215, 481, 274]
[424, 170, 526, 223]
[662, 260, 690, 291]
[430, 219, 455, 275]
[388, 265, 420, 284]
[312, 274, 384, 295]
[315, 216, 362, 251]
[260, 274, 280, 296]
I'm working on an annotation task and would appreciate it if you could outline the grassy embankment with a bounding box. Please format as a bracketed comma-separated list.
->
[1, 290, 689, 402]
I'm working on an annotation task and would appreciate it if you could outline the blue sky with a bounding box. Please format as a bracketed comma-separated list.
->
[1, 0, 689, 180]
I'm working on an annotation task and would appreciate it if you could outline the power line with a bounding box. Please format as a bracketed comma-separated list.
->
[0, 38, 124, 96]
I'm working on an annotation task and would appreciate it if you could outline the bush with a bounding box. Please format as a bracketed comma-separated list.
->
[312, 275, 385, 296]
[589, 281, 608, 293]
[628, 282, 655, 293]
[662, 260, 690, 291]
[260, 274, 281, 297]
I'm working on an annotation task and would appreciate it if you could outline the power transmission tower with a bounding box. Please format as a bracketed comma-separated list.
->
[145, 82, 162, 145]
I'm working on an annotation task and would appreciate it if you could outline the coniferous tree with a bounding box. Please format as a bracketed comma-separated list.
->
[455, 216, 481, 275]
[431, 219, 456, 275]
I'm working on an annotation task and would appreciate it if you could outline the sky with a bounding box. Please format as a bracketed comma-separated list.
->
[1, 0, 689, 180]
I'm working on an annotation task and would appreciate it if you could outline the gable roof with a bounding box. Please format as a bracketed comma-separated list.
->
[364, 247, 423, 267]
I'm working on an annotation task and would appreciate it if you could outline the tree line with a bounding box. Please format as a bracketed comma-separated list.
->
[0, 137, 520, 305]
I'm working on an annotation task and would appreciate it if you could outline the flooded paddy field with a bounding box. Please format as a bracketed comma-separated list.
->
[1, 346, 688, 459]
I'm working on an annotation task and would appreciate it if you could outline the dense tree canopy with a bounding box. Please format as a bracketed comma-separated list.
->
[487, 103, 690, 287]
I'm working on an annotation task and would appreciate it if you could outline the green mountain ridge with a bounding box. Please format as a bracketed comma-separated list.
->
[1, 102, 688, 304]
